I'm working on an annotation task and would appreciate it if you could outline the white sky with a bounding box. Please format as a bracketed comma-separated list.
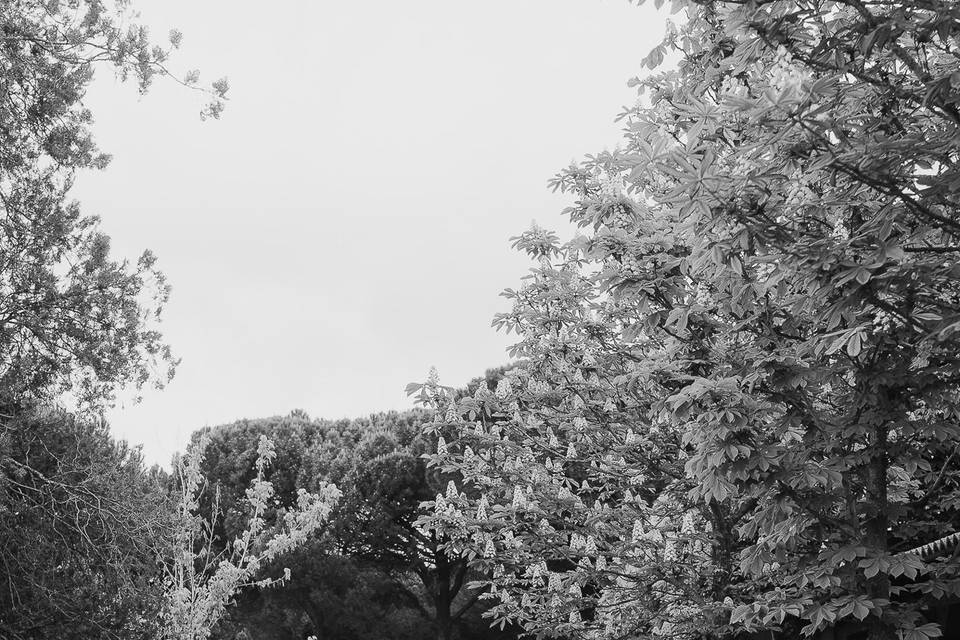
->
[72, 0, 669, 466]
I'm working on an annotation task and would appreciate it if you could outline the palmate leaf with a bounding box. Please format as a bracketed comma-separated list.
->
[901, 623, 944, 640]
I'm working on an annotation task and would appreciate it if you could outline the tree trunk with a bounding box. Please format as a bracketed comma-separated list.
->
[435, 555, 453, 640]
[865, 420, 893, 640]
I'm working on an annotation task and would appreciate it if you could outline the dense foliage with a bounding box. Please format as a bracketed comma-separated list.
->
[214, 551, 433, 640]
[0, 0, 226, 409]
[194, 407, 516, 640]
[11, 0, 960, 639]
[161, 432, 339, 640]
[0, 1, 231, 637]
[0, 405, 168, 639]
[415, 1, 960, 639]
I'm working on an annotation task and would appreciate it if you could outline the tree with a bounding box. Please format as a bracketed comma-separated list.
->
[0, 404, 169, 640]
[214, 549, 434, 640]
[0, 3, 227, 634]
[416, 1, 960, 639]
[195, 410, 515, 640]
[160, 433, 339, 640]
[0, 0, 227, 409]
[314, 412, 481, 640]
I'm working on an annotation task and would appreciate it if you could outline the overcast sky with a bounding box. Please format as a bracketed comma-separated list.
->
[72, 0, 669, 466]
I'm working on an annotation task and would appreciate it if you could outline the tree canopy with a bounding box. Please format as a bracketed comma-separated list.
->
[0, 2, 229, 637]
[415, 1, 960, 639]
[0, 405, 168, 639]
[194, 406, 516, 640]
[0, 0, 226, 409]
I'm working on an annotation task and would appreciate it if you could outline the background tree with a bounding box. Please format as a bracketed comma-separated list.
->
[0, 404, 169, 640]
[310, 410, 482, 640]
[214, 550, 433, 640]
[416, 1, 960, 639]
[193, 407, 515, 640]
[160, 433, 339, 640]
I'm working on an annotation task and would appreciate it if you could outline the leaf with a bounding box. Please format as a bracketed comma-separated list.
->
[901, 623, 944, 640]
[729, 255, 744, 276]
[810, 74, 839, 96]
[841, 596, 874, 621]
[824, 327, 860, 356]
[846, 331, 862, 357]
[887, 553, 926, 580]
[643, 45, 665, 70]
[858, 556, 889, 579]
[730, 604, 753, 624]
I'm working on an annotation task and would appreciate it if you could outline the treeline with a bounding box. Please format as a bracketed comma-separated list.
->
[1, 373, 518, 640]
[192, 396, 516, 640]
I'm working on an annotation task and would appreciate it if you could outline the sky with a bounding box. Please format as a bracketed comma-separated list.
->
[72, 0, 670, 466]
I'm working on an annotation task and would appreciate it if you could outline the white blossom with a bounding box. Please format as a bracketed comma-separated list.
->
[768, 46, 811, 95]
[680, 511, 696, 535]
[548, 572, 562, 592]
[570, 533, 584, 550]
[694, 282, 712, 307]
[663, 539, 678, 562]
[632, 519, 645, 543]
[599, 173, 625, 199]
[512, 486, 525, 509]
[585, 535, 598, 554]
[475, 496, 489, 520]
[831, 216, 850, 241]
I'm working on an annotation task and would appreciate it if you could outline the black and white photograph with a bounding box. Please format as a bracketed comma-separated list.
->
[2, 1, 960, 639]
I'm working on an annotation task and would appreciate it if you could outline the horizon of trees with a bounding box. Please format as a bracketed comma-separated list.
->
[189, 381, 518, 640]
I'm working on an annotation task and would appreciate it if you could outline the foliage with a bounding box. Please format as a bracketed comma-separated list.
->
[0, 2, 228, 634]
[414, 1, 960, 639]
[213, 548, 435, 640]
[303, 409, 507, 640]
[0, 0, 227, 409]
[0, 403, 168, 640]
[194, 410, 515, 640]
[160, 433, 339, 640]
